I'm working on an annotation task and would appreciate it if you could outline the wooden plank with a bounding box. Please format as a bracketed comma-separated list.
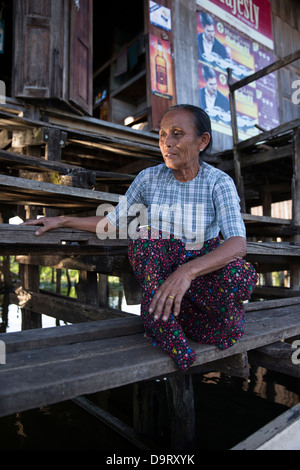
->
[0, 147, 135, 181]
[252, 286, 300, 299]
[73, 396, 150, 450]
[242, 213, 291, 225]
[9, 289, 132, 323]
[246, 296, 300, 311]
[0, 304, 300, 417]
[1, 225, 300, 263]
[241, 145, 293, 167]
[1, 225, 300, 253]
[0, 175, 120, 206]
[0, 147, 76, 173]
[0, 224, 127, 247]
[0, 108, 161, 164]
[15, 254, 131, 273]
[237, 119, 300, 151]
[43, 107, 159, 149]
[0, 105, 160, 153]
[1, 316, 144, 353]
[248, 342, 300, 378]
[232, 403, 300, 450]
[246, 241, 300, 257]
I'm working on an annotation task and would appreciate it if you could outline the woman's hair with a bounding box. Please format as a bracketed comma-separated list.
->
[162, 104, 213, 155]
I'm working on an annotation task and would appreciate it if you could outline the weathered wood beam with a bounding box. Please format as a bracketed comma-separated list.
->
[1, 224, 300, 251]
[227, 67, 246, 212]
[15, 254, 131, 274]
[1, 224, 300, 269]
[189, 352, 249, 378]
[0, 175, 120, 208]
[73, 396, 150, 450]
[248, 342, 300, 378]
[246, 241, 300, 257]
[0, 147, 135, 182]
[242, 213, 291, 225]
[237, 119, 300, 151]
[9, 288, 131, 324]
[220, 145, 293, 171]
[0, 107, 161, 159]
[251, 286, 300, 299]
[232, 403, 300, 450]
[245, 296, 300, 311]
[0, 224, 126, 248]
[291, 128, 300, 290]
[11, 127, 67, 150]
[246, 225, 300, 238]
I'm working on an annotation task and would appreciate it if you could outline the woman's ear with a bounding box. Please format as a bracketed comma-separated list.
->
[200, 132, 211, 151]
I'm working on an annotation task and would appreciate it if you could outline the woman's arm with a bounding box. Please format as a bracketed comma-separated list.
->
[22, 215, 116, 236]
[149, 236, 247, 321]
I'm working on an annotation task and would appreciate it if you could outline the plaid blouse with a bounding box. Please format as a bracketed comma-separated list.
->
[106, 162, 246, 246]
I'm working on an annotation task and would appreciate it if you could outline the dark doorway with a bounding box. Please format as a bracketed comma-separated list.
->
[0, 0, 13, 98]
[92, 1, 147, 128]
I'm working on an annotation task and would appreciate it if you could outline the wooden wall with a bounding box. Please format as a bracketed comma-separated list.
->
[271, 0, 300, 124]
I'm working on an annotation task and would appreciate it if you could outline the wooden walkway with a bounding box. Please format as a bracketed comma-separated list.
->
[1, 297, 300, 418]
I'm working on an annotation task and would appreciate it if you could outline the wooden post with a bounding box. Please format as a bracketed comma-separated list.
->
[1, 256, 12, 294]
[45, 128, 67, 162]
[98, 273, 109, 307]
[133, 381, 157, 442]
[76, 271, 99, 306]
[227, 68, 246, 213]
[20, 262, 41, 330]
[19, 204, 41, 330]
[291, 128, 300, 290]
[166, 374, 195, 450]
[262, 186, 273, 287]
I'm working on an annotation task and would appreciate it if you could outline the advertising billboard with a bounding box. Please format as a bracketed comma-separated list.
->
[197, 0, 274, 49]
[196, 1, 279, 139]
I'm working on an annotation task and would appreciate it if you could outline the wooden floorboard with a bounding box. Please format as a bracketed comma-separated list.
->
[0, 175, 120, 208]
[0, 303, 300, 418]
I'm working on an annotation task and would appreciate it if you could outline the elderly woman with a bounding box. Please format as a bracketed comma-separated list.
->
[24, 105, 257, 371]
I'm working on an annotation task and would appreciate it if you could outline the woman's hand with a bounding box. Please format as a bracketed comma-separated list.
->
[22, 215, 114, 236]
[149, 264, 194, 322]
[22, 216, 66, 236]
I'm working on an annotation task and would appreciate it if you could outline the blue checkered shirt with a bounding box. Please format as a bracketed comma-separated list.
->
[106, 162, 246, 245]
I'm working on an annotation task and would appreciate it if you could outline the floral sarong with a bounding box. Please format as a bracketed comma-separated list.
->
[128, 229, 258, 371]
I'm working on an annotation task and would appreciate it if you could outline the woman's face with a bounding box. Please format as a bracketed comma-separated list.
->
[159, 109, 209, 174]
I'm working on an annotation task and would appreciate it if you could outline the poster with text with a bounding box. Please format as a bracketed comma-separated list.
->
[197, 9, 279, 140]
[150, 1, 172, 32]
[197, 0, 274, 50]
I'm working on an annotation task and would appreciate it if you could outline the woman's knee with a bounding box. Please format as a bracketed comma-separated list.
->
[220, 259, 258, 299]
